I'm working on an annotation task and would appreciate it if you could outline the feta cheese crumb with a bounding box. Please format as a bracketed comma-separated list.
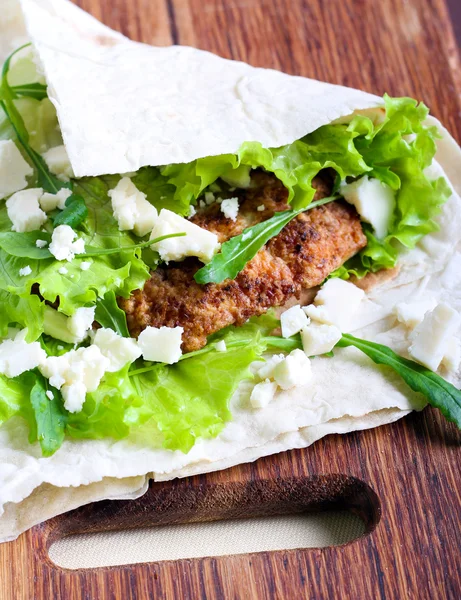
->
[108, 177, 158, 237]
[441, 336, 461, 373]
[254, 353, 285, 380]
[6, 188, 47, 232]
[19, 266, 32, 277]
[36, 239, 48, 249]
[46, 390, 54, 400]
[341, 176, 395, 239]
[93, 328, 142, 372]
[215, 340, 227, 352]
[273, 349, 312, 390]
[257, 204, 265, 212]
[199, 200, 206, 209]
[138, 326, 184, 364]
[394, 297, 438, 330]
[220, 197, 239, 221]
[42, 145, 75, 182]
[409, 303, 461, 371]
[0, 336, 46, 378]
[0, 140, 34, 200]
[250, 379, 278, 409]
[58, 266, 68, 275]
[188, 204, 196, 218]
[40, 345, 110, 413]
[67, 307, 95, 342]
[304, 279, 365, 332]
[204, 192, 215, 205]
[301, 323, 342, 356]
[80, 261, 91, 271]
[49, 224, 85, 262]
[39, 188, 72, 213]
[150, 209, 220, 264]
[281, 305, 310, 338]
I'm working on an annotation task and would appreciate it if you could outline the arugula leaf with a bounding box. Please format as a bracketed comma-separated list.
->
[10, 83, 48, 101]
[0, 231, 51, 259]
[52, 193, 88, 229]
[0, 46, 69, 194]
[338, 334, 461, 428]
[22, 371, 68, 457]
[95, 291, 130, 337]
[195, 196, 337, 284]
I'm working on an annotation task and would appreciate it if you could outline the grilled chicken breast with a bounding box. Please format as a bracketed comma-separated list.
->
[119, 171, 367, 351]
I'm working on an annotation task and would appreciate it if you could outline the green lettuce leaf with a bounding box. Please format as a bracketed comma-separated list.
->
[162, 127, 369, 211]
[0, 291, 44, 341]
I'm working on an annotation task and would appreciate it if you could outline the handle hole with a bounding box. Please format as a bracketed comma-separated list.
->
[49, 510, 366, 569]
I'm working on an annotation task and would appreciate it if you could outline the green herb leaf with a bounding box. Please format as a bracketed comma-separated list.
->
[0, 45, 69, 194]
[95, 291, 130, 337]
[194, 196, 337, 284]
[52, 193, 88, 229]
[10, 82, 48, 101]
[0, 231, 51, 259]
[338, 334, 461, 429]
[25, 371, 68, 457]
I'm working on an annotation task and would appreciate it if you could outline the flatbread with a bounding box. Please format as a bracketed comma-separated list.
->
[0, 0, 459, 542]
[19, 0, 380, 177]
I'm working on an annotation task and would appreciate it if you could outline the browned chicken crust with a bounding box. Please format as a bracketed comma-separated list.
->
[119, 172, 366, 351]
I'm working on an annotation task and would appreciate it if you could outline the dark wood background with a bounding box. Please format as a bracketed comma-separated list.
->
[1, 1, 461, 598]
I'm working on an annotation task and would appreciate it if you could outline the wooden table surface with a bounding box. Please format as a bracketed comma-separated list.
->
[1, 1, 461, 599]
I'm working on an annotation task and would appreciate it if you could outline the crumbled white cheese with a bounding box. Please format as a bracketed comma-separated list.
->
[220, 197, 239, 221]
[6, 188, 47, 232]
[0, 140, 34, 200]
[39, 188, 72, 213]
[394, 297, 438, 330]
[40, 345, 110, 413]
[199, 200, 206, 209]
[204, 192, 215, 205]
[42, 145, 75, 182]
[281, 305, 310, 338]
[254, 353, 285, 380]
[409, 303, 461, 371]
[36, 239, 48, 249]
[80, 261, 91, 271]
[188, 204, 196, 218]
[215, 340, 227, 352]
[49, 224, 85, 261]
[138, 326, 184, 364]
[257, 204, 265, 212]
[441, 336, 461, 373]
[0, 335, 46, 378]
[108, 177, 158, 237]
[304, 279, 365, 332]
[301, 322, 342, 356]
[67, 307, 95, 342]
[93, 328, 142, 372]
[150, 209, 220, 263]
[273, 349, 312, 390]
[250, 379, 278, 409]
[61, 381, 87, 413]
[340, 176, 395, 239]
[46, 390, 54, 400]
[19, 266, 32, 277]
[58, 266, 68, 275]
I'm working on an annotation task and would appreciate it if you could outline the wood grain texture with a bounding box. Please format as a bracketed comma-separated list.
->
[1, 1, 461, 598]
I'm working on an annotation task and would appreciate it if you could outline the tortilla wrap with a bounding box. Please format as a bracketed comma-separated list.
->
[0, 0, 460, 542]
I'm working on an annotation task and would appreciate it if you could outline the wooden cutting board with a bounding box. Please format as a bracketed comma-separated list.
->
[1, 0, 461, 598]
